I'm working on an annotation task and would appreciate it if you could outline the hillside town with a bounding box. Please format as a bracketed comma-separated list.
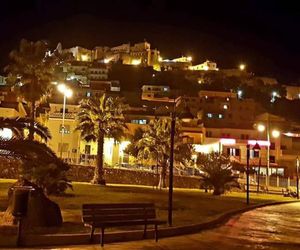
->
[1, 40, 300, 179]
[3, 1, 300, 249]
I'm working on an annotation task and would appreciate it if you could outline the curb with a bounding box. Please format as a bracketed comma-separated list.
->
[2, 200, 299, 248]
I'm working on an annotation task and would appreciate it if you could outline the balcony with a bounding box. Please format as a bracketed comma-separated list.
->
[49, 112, 76, 120]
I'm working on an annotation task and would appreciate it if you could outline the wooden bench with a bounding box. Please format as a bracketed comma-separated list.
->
[82, 203, 165, 246]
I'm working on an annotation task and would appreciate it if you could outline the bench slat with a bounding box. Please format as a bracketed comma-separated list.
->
[91, 219, 165, 227]
[83, 208, 155, 216]
[82, 203, 154, 209]
[83, 213, 156, 223]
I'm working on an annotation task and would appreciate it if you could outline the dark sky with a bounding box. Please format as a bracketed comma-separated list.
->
[1, 0, 300, 83]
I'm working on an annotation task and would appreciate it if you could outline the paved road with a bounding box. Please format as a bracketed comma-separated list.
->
[20, 202, 300, 250]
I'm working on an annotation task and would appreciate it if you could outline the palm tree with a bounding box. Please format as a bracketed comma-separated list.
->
[0, 138, 71, 195]
[5, 39, 60, 140]
[124, 127, 144, 159]
[0, 117, 51, 141]
[76, 94, 127, 185]
[137, 118, 193, 189]
[197, 152, 237, 195]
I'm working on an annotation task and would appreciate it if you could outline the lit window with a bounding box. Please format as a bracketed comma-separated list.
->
[207, 113, 213, 118]
[227, 148, 240, 156]
[59, 125, 71, 134]
[131, 119, 147, 125]
[218, 114, 223, 119]
[139, 120, 147, 124]
[223, 104, 228, 110]
[87, 92, 91, 97]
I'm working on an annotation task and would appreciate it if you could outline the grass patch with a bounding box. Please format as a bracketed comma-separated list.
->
[0, 179, 293, 234]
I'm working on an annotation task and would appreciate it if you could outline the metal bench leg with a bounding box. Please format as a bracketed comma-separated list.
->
[90, 227, 95, 243]
[143, 224, 147, 238]
[101, 227, 105, 247]
[154, 224, 158, 242]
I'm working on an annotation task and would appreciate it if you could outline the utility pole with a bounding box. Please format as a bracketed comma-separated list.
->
[246, 144, 250, 205]
[168, 102, 176, 226]
[297, 157, 299, 200]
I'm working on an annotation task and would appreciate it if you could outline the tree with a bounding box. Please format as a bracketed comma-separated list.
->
[76, 94, 127, 185]
[124, 127, 144, 159]
[136, 118, 193, 189]
[0, 117, 51, 141]
[197, 152, 237, 195]
[4, 39, 63, 140]
[0, 138, 71, 195]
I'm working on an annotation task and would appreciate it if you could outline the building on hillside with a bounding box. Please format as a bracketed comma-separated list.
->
[189, 60, 218, 71]
[0, 76, 6, 85]
[64, 41, 160, 69]
[141, 85, 170, 101]
[67, 46, 94, 62]
[195, 112, 300, 176]
[63, 61, 109, 85]
[160, 56, 192, 71]
[283, 85, 300, 100]
[0, 101, 27, 118]
[45, 102, 125, 166]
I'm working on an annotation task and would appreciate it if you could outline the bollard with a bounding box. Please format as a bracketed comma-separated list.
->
[12, 186, 34, 247]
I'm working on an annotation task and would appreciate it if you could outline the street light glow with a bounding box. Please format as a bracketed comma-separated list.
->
[65, 89, 73, 98]
[187, 56, 192, 62]
[239, 64, 246, 71]
[237, 90, 243, 98]
[132, 59, 141, 65]
[272, 129, 280, 138]
[57, 83, 66, 93]
[257, 124, 266, 132]
[104, 58, 110, 64]
[0, 128, 13, 140]
[57, 84, 72, 98]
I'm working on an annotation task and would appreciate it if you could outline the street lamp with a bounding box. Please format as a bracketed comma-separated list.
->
[239, 64, 246, 71]
[57, 84, 73, 158]
[296, 157, 299, 199]
[256, 123, 280, 188]
[246, 142, 261, 204]
[271, 91, 279, 103]
[168, 100, 193, 226]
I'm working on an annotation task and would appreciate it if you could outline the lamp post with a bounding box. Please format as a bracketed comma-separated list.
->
[57, 84, 73, 158]
[257, 157, 261, 193]
[246, 142, 260, 205]
[246, 144, 250, 205]
[256, 123, 280, 188]
[168, 110, 176, 227]
[168, 99, 193, 227]
[297, 157, 299, 199]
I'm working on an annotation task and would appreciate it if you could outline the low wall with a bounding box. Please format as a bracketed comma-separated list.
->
[0, 159, 201, 189]
[69, 165, 201, 189]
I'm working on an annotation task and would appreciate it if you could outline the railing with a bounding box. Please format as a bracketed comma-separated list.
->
[240, 173, 298, 189]
[49, 112, 76, 119]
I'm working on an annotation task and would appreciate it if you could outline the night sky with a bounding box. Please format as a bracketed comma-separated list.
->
[1, 0, 300, 83]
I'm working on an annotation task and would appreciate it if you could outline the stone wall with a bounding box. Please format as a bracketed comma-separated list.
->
[68, 165, 201, 189]
[0, 159, 201, 189]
